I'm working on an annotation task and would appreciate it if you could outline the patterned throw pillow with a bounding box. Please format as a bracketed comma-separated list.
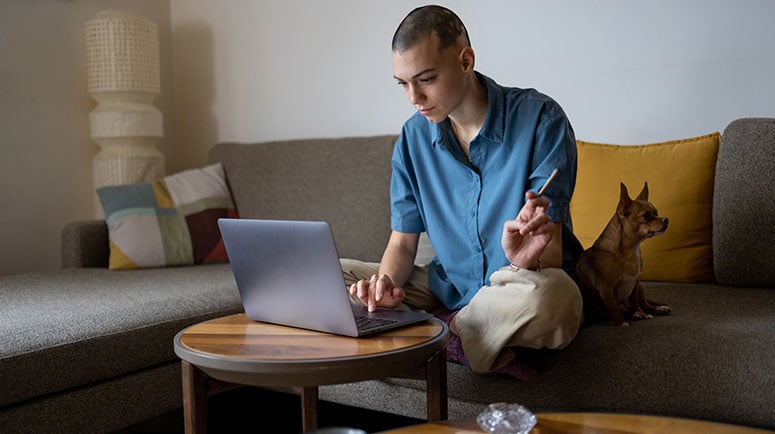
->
[97, 163, 238, 270]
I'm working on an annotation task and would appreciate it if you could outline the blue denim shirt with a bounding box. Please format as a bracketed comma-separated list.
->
[390, 72, 580, 310]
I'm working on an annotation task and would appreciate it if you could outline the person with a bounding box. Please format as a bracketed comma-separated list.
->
[343, 5, 583, 373]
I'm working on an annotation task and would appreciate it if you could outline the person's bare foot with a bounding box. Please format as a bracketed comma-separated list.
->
[492, 347, 517, 371]
[449, 312, 460, 335]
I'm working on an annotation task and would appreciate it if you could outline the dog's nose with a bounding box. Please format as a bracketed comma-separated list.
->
[662, 218, 669, 230]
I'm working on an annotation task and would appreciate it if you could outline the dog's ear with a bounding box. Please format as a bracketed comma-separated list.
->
[617, 182, 632, 217]
[636, 182, 649, 201]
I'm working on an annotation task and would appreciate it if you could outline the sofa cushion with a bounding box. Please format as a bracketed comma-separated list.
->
[97, 163, 237, 270]
[571, 133, 719, 283]
[713, 118, 775, 287]
[323, 282, 775, 429]
[0, 264, 241, 407]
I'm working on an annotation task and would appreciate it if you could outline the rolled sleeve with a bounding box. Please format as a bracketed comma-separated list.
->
[390, 135, 425, 234]
[530, 105, 577, 227]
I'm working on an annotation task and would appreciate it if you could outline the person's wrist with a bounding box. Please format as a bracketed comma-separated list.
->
[510, 257, 542, 272]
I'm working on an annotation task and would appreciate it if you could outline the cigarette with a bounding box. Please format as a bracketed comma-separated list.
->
[536, 168, 560, 197]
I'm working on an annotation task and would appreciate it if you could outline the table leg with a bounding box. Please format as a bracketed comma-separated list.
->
[425, 347, 448, 422]
[181, 361, 209, 434]
[301, 386, 319, 432]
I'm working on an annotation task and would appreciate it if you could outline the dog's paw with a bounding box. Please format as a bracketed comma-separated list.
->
[651, 305, 672, 316]
[631, 311, 653, 321]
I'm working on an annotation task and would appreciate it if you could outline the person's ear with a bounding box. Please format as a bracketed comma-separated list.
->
[459, 47, 475, 74]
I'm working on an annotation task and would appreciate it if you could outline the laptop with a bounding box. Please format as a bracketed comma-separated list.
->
[217, 218, 432, 337]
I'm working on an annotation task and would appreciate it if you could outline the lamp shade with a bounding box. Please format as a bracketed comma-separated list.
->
[84, 10, 160, 96]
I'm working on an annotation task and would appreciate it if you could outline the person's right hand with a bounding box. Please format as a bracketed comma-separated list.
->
[349, 273, 405, 312]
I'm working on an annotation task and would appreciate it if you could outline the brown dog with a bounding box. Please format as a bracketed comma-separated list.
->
[575, 182, 672, 326]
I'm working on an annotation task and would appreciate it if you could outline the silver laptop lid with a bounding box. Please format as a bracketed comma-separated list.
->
[218, 219, 360, 336]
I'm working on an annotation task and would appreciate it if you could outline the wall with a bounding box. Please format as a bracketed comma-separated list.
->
[171, 0, 775, 170]
[0, 0, 176, 274]
[1, 0, 773, 274]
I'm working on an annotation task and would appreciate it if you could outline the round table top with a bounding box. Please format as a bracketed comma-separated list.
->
[174, 313, 448, 387]
[377, 412, 773, 434]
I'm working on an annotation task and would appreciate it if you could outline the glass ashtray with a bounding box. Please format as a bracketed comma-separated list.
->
[476, 402, 537, 434]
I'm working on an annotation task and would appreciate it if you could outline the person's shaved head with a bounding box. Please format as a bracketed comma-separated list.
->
[392, 5, 470, 53]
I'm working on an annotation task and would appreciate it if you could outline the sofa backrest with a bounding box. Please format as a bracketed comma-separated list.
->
[208, 135, 398, 263]
[713, 118, 775, 287]
[204, 118, 775, 287]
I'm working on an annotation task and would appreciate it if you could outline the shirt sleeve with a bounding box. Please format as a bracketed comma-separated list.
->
[530, 101, 578, 228]
[390, 132, 426, 234]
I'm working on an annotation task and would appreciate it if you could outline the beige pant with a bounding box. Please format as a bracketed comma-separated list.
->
[340, 259, 583, 373]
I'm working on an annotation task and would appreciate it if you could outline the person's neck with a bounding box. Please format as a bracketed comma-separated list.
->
[449, 76, 488, 157]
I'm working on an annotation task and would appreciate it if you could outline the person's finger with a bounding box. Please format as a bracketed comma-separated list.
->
[368, 274, 377, 312]
[503, 218, 524, 235]
[519, 214, 550, 235]
[525, 194, 550, 210]
[356, 279, 370, 305]
[374, 274, 384, 303]
[391, 286, 405, 303]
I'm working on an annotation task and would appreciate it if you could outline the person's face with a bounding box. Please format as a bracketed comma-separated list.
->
[392, 33, 471, 123]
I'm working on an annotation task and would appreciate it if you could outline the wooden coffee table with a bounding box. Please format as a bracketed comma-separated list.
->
[173, 313, 448, 433]
[377, 412, 774, 433]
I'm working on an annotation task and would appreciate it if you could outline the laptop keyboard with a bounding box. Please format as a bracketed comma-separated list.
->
[354, 315, 399, 331]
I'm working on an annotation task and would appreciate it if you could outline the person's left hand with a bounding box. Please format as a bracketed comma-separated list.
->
[501, 191, 556, 268]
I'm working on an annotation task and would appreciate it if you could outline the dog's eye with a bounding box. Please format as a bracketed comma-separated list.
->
[642, 212, 652, 220]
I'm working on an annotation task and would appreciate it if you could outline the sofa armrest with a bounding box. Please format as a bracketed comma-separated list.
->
[61, 220, 109, 268]
[713, 118, 775, 287]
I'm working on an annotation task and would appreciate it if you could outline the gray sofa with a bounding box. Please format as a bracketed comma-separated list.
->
[1, 118, 773, 433]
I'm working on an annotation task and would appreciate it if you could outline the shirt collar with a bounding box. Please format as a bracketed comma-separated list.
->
[475, 71, 505, 144]
[431, 71, 505, 149]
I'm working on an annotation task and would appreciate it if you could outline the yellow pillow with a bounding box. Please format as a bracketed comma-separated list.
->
[570, 133, 719, 282]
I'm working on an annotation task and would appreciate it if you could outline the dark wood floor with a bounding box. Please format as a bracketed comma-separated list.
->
[113, 387, 423, 433]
